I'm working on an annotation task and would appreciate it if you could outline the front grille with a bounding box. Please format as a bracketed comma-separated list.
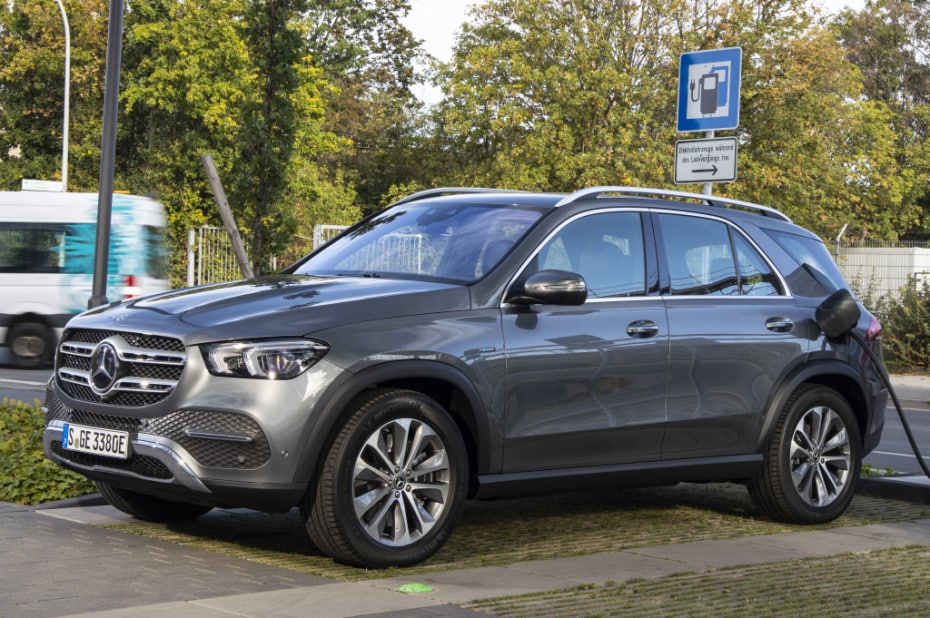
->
[50, 441, 173, 479]
[56, 328, 185, 407]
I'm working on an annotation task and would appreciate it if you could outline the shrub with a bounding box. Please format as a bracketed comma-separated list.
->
[0, 398, 95, 505]
[873, 277, 930, 373]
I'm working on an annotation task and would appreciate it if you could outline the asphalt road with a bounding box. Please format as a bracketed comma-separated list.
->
[0, 365, 48, 405]
[2, 365, 928, 476]
[864, 402, 930, 475]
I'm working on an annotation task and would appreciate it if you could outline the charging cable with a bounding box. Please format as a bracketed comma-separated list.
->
[851, 330, 930, 481]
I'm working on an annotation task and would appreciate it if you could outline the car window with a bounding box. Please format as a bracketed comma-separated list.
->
[536, 212, 646, 298]
[293, 201, 545, 283]
[733, 233, 781, 296]
[764, 228, 845, 297]
[658, 213, 782, 296]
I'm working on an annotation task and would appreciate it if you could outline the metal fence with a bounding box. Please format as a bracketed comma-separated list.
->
[313, 224, 349, 250]
[833, 241, 930, 299]
[187, 226, 244, 287]
[187, 224, 349, 287]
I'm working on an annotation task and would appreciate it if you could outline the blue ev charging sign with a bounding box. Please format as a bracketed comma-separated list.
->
[677, 47, 742, 132]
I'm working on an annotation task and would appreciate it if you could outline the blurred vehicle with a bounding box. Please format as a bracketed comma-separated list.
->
[0, 191, 169, 367]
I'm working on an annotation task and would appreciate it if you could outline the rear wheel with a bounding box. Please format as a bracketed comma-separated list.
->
[96, 481, 212, 522]
[8, 321, 53, 368]
[302, 388, 467, 568]
[749, 385, 861, 524]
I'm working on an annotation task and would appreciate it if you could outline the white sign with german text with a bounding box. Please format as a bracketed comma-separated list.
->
[674, 137, 738, 185]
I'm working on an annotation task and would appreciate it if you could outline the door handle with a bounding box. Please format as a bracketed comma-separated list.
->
[627, 320, 660, 338]
[765, 317, 795, 333]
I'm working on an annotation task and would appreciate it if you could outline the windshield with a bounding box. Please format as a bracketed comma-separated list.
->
[292, 200, 547, 283]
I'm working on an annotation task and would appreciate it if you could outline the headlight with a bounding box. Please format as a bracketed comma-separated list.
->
[202, 339, 329, 380]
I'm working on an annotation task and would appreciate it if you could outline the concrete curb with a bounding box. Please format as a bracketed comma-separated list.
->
[858, 474, 930, 505]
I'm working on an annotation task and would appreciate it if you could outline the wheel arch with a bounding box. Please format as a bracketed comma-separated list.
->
[293, 360, 490, 494]
[3, 311, 52, 340]
[759, 360, 871, 450]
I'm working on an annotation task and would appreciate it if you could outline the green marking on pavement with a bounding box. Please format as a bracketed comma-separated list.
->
[398, 582, 434, 593]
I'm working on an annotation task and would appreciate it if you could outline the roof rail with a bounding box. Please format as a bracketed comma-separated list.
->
[390, 187, 525, 206]
[554, 186, 791, 222]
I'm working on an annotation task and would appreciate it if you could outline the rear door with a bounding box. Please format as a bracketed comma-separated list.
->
[653, 212, 810, 459]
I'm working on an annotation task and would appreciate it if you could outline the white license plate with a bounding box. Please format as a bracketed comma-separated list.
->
[62, 423, 130, 460]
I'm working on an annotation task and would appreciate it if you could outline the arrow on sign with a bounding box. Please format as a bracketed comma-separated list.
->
[693, 165, 719, 175]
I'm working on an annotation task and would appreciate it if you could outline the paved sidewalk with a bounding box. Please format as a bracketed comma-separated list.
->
[1, 492, 928, 618]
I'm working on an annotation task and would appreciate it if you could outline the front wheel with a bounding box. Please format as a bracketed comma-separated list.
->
[302, 389, 468, 568]
[749, 385, 861, 524]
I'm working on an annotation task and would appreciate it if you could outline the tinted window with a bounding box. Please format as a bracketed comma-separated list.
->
[536, 212, 646, 298]
[658, 214, 782, 296]
[765, 229, 846, 297]
[0, 223, 65, 273]
[734, 233, 780, 296]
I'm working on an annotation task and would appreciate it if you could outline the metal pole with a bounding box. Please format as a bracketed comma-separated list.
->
[703, 130, 714, 196]
[53, 0, 70, 191]
[88, 0, 125, 309]
[201, 154, 254, 279]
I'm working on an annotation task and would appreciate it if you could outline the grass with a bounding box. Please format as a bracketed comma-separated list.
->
[467, 546, 930, 617]
[104, 482, 930, 582]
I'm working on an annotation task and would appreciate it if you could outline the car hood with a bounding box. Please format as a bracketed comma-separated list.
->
[75, 275, 471, 344]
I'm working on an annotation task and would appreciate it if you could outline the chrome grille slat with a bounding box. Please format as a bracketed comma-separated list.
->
[56, 328, 185, 406]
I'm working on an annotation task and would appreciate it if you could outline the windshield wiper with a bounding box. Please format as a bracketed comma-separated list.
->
[335, 272, 382, 278]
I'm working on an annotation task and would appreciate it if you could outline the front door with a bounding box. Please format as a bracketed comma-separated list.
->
[501, 211, 669, 472]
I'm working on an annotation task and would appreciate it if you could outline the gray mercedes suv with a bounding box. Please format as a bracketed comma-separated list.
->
[43, 186, 887, 568]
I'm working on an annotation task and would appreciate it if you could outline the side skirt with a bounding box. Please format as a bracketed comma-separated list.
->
[474, 454, 763, 500]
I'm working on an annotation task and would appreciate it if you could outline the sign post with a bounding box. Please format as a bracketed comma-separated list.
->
[676, 47, 742, 194]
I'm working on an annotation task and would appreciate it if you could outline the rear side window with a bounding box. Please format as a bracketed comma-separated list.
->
[764, 229, 847, 297]
[657, 214, 781, 296]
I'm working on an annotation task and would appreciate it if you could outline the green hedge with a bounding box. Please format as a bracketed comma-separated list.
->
[0, 398, 95, 505]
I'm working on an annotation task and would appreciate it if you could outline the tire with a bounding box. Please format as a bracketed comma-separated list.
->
[96, 481, 212, 522]
[749, 384, 861, 524]
[302, 388, 468, 568]
[8, 321, 54, 368]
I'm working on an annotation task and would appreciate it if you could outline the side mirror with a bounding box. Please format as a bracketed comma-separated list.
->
[815, 288, 861, 340]
[506, 270, 587, 306]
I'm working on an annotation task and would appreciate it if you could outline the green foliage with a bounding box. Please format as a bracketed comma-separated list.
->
[0, 0, 109, 191]
[4, 0, 930, 280]
[874, 277, 930, 372]
[0, 399, 94, 506]
[305, 0, 427, 213]
[831, 0, 930, 240]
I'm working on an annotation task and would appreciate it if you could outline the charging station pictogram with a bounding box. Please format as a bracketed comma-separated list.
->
[677, 47, 742, 132]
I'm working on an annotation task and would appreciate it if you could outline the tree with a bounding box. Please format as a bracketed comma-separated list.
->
[121, 0, 350, 280]
[734, 21, 916, 239]
[428, 0, 918, 240]
[305, 0, 427, 212]
[0, 0, 108, 191]
[229, 0, 310, 274]
[834, 0, 930, 238]
[120, 0, 254, 283]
